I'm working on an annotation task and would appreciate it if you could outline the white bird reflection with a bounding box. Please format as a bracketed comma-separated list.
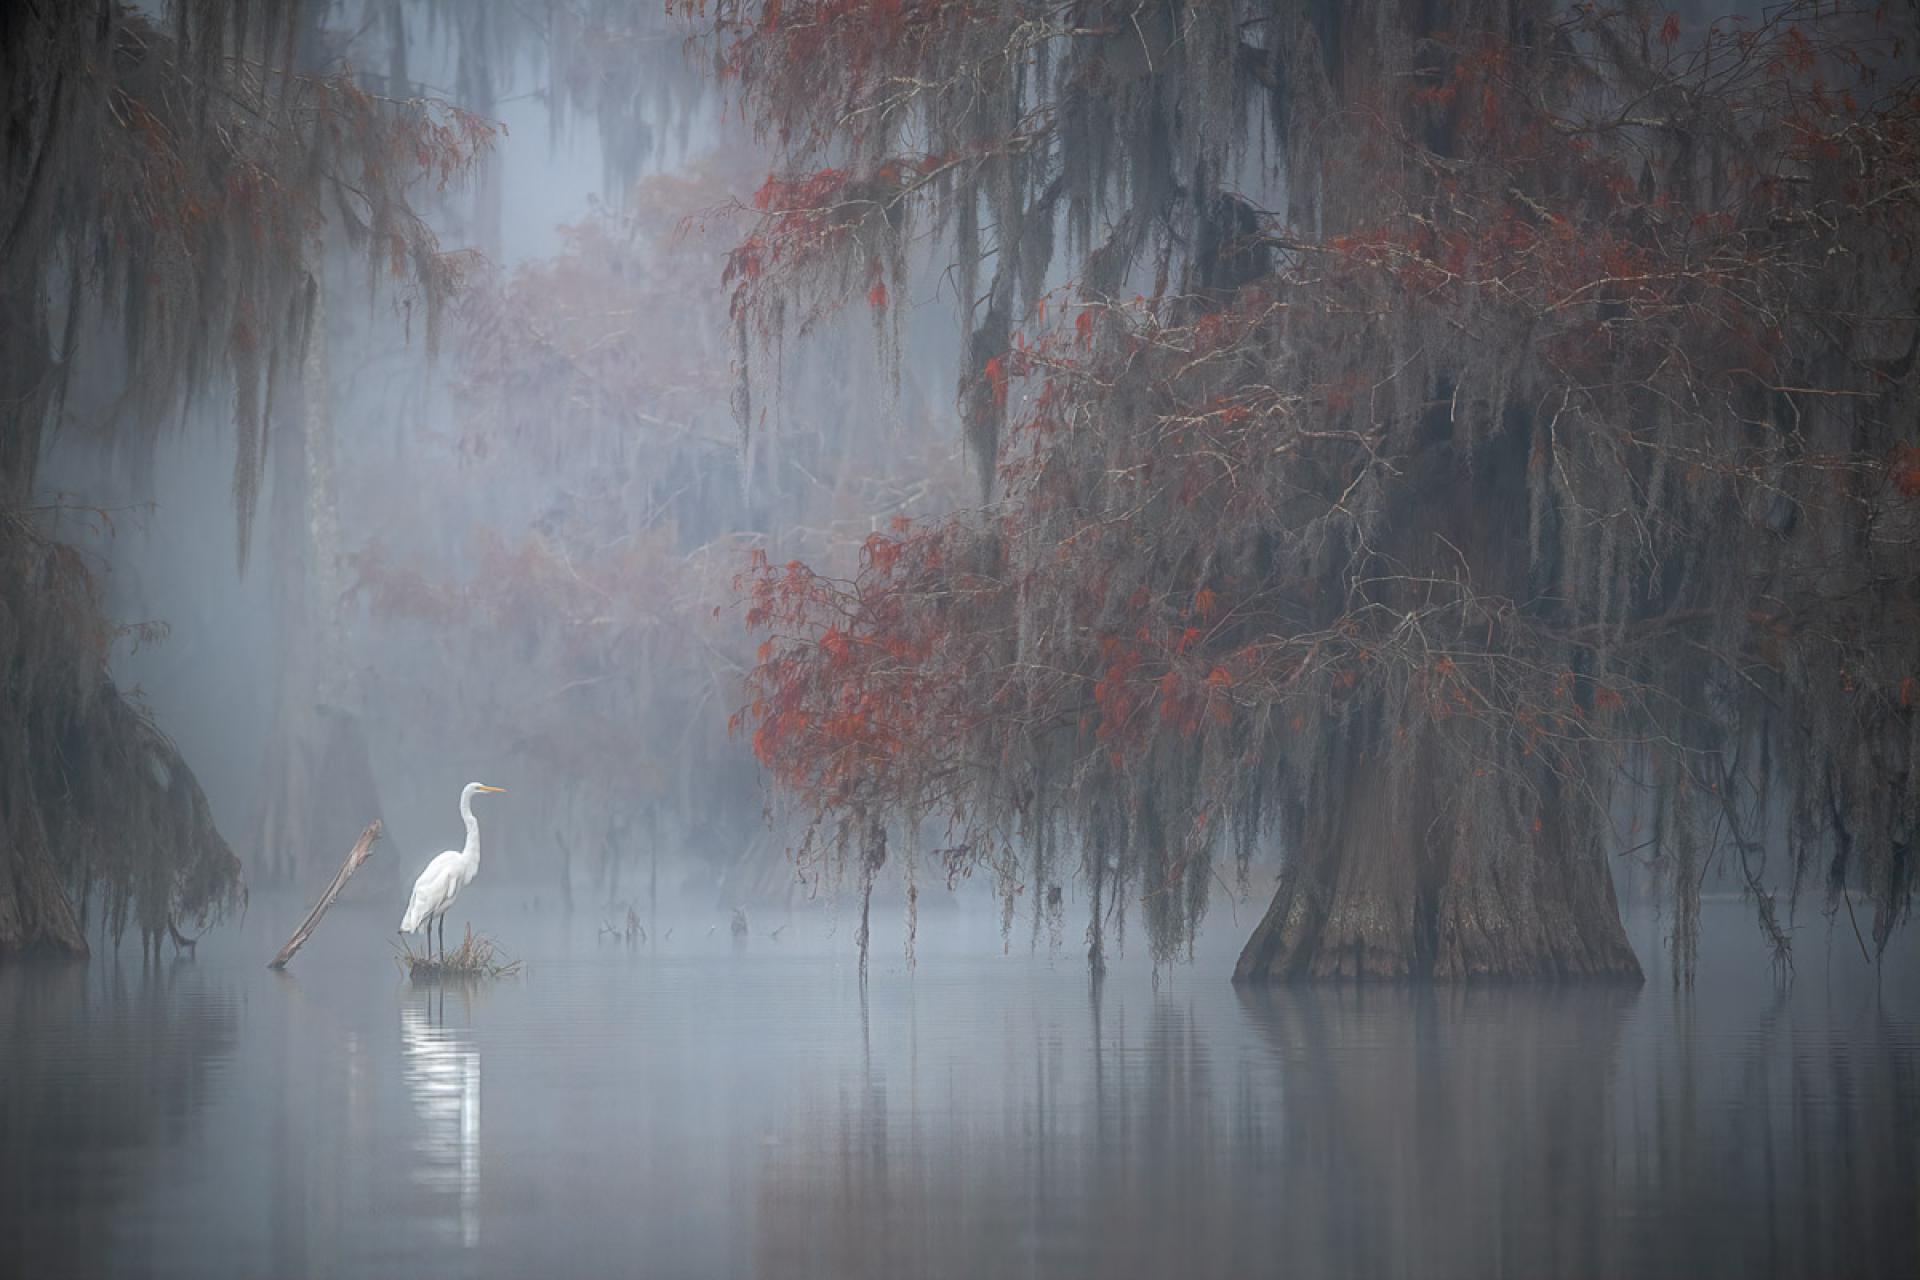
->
[401, 995, 481, 1248]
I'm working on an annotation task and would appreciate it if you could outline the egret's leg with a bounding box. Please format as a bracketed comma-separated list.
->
[438, 915, 445, 963]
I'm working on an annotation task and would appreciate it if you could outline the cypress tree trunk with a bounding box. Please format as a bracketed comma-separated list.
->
[0, 270, 86, 955]
[0, 758, 90, 957]
[1235, 748, 1641, 982]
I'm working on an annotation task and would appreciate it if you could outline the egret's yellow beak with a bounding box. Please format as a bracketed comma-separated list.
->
[476, 785, 506, 793]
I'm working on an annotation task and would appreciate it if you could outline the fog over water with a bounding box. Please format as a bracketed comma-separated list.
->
[3, 899, 1916, 1278]
[8, 4, 1920, 1278]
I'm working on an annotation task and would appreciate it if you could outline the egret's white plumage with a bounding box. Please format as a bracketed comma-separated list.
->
[402, 782, 504, 958]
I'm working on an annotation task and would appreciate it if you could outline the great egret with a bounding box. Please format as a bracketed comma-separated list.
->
[401, 783, 505, 962]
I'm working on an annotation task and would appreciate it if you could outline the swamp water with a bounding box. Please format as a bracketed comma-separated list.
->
[2, 892, 1915, 1279]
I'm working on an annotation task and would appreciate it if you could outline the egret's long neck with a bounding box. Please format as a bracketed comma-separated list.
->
[459, 790, 481, 866]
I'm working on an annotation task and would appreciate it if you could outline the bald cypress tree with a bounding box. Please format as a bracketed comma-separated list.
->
[719, 1, 1920, 979]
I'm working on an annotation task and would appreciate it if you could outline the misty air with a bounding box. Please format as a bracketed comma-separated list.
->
[3, 3, 1917, 1277]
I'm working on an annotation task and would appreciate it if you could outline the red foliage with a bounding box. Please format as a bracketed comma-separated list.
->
[735, 529, 964, 807]
[718, 1, 1920, 963]
[682, 1, 970, 142]
[984, 355, 1009, 410]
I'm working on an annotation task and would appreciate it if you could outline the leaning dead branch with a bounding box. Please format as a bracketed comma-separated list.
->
[268, 821, 383, 970]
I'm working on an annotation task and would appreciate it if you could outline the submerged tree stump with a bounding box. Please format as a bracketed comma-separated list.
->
[268, 819, 382, 969]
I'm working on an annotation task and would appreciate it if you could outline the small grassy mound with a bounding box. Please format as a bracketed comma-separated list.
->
[398, 925, 521, 979]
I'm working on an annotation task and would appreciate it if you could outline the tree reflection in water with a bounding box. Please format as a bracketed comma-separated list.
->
[0, 960, 239, 1276]
[751, 978, 1916, 1279]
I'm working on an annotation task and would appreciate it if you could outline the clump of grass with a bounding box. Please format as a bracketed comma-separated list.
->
[398, 925, 521, 979]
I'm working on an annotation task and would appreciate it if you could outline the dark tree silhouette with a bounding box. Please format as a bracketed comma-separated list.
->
[718, 2, 1920, 980]
[0, 3, 487, 955]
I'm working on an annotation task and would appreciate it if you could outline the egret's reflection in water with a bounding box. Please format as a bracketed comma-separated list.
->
[401, 990, 481, 1248]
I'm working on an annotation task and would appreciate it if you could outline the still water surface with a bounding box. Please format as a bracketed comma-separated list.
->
[2, 892, 1915, 1279]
